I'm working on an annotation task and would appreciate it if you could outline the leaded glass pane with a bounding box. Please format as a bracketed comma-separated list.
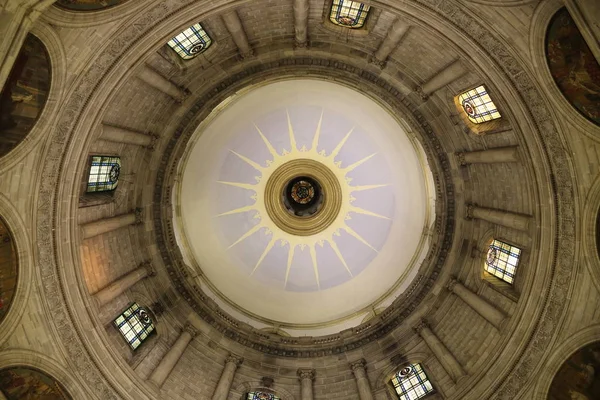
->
[167, 23, 212, 59]
[485, 239, 521, 284]
[391, 363, 434, 400]
[457, 85, 501, 124]
[247, 392, 280, 400]
[329, 0, 370, 28]
[87, 155, 120, 193]
[113, 303, 155, 350]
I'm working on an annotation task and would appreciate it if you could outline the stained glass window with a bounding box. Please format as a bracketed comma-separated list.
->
[485, 239, 521, 284]
[114, 303, 155, 350]
[329, 0, 370, 28]
[391, 363, 434, 400]
[247, 392, 280, 400]
[167, 23, 212, 59]
[457, 85, 501, 124]
[87, 156, 120, 193]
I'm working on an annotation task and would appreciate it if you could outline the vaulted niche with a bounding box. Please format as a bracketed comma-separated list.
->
[0, 367, 71, 399]
[0, 34, 51, 158]
[0, 217, 17, 324]
[55, 0, 129, 11]
[548, 341, 600, 399]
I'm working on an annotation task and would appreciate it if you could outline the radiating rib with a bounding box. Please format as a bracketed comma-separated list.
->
[286, 110, 297, 152]
[349, 206, 391, 220]
[309, 245, 320, 290]
[217, 181, 257, 191]
[251, 236, 276, 275]
[311, 110, 324, 151]
[228, 223, 263, 249]
[343, 225, 378, 253]
[329, 127, 354, 159]
[284, 244, 295, 288]
[216, 204, 256, 217]
[254, 124, 279, 158]
[349, 184, 389, 192]
[230, 150, 264, 172]
[329, 239, 353, 277]
[344, 153, 376, 172]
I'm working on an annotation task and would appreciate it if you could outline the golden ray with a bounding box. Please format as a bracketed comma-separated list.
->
[348, 206, 391, 220]
[328, 238, 353, 277]
[329, 127, 354, 159]
[251, 236, 277, 275]
[311, 110, 324, 151]
[284, 244, 295, 288]
[344, 153, 376, 173]
[216, 204, 256, 217]
[309, 245, 320, 290]
[286, 110, 297, 152]
[342, 225, 379, 253]
[230, 150, 264, 172]
[254, 124, 279, 158]
[217, 181, 257, 191]
[228, 223, 263, 249]
[349, 184, 389, 192]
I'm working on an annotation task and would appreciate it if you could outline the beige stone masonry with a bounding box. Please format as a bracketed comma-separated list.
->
[415, 320, 466, 382]
[466, 204, 531, 232]
[148, 323, 198, 388]
[456, 146, 519, 166]
[94, 262, 155, 306]
[100, 125, 155, 148]
[448, 278, 506, 329]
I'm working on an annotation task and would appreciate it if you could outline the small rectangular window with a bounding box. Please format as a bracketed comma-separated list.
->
[486, 239, 521, 284]
[168, 23, 212, 59]
[87, 155, 120, 193]
[329, 0, 370, 28]
[457, 85, 501, 124]
[391, 363, 434, 400]
[114, 303, 155, 350]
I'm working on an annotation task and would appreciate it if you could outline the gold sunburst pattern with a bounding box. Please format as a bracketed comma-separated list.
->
[217, 110, 392, 290]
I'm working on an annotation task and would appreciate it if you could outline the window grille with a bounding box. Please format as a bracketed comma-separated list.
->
[168, 23, 212, 59]
[329, 0, 370, 28]
[457, 85, 501, 124]
[87, 155, 120, 193]
[485, 239, 521, 284]
[391, 363, 434, 400]
[246, 392, 280, 400]
[114, 303, 155, 350]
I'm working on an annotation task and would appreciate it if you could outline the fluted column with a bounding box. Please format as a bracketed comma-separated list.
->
[297, 369, 315, 400]
[350, 359, 374, 400]
[94, 262, 155, 306]
[221, 11, 253, 58]
[372, 18, 410, 67]
[138, 65, 188, 102]
[448, 279, 506, 329]
[101, 125, 155, 148]
[212, 354, 243, 400]
[415, 321, 466, 382]
[293, 0, 309, 47]
[466, 204, 531, 232]
[456, 146, 519, 166]
[415, 59, 467, 100]
[148, 323, 198, 387]
[81, 208, 142, 239]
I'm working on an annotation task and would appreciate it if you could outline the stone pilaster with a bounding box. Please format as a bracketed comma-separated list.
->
[81, 211, 138, 239]
[148, 323, 198, 388]
[350, 359, 374, 400]
[466, 204, 531, 232]
[138, 65, 188, 102]
[212, 354, 243, 400]
[415, 59, 467, 100]
[293, 0, 309, 47]
[221, 10, 253, 58]
[94, 262, 155, 306]
[414, 320, 466, 382]
[372, 18, 409, 67]
[100, 125, 155, 147]
[455, 146, 519, 166]
[448, 278, 506, 329]
[297, 368, 315, 400]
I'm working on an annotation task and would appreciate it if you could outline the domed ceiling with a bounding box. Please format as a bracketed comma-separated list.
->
[175, 79, 435, 328]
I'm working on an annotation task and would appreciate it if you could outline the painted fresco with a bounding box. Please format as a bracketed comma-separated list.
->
[548, 342, 600, 400]
[0, 368, 71, 399]
[55, 0, 129, 11]
[0, 34, 50, 158]
[546, 8, 600, 126]
[0, 217, 17, 323]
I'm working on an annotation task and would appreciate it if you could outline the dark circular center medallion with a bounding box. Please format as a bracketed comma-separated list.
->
[283, 176, 323, 217]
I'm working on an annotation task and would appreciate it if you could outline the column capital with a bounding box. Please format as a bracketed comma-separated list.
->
[447, 277, 459, 292]
[350, 359, 367, 372]
[369, 56, 386, 68]
[465, 203, 476, 219]
[414, 85, 429, 101]
[134, 207, 144, 224]
[141, 261, 156, 277]
[455, 152, 467, 166]
[226, 353, 243, 367]
[297, 368, 315, 380]
[414, 319, 429, 335]
[183, 323, 198, 338]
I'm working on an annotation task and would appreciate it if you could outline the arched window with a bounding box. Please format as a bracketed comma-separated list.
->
[86, 155, 120, 193]
[167, 23, 212, 60]
[391, 363, 434, 400]
[457, 85, 501, 124]
[329, 0, 370, 28]
[114, 303, 155, 350]
[485, 239, 521, 284]
[247, 392, 280, 400]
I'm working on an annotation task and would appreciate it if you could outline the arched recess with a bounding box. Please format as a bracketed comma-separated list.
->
[0, 195, 32, 348]
[234, 381, 295, 400]
[581, 174, 600, 293]
[54, 0, 130, 12]
[0, 21, 66, 171]
[0, 217, 17, 325]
